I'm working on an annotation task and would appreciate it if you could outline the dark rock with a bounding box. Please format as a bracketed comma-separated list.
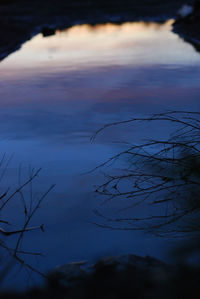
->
[42, 27, 56, 37]
[46, 254, 168, 299]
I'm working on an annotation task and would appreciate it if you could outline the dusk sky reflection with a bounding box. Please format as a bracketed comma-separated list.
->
[0, 20, 200, 289]
[1, 20, 200, 74]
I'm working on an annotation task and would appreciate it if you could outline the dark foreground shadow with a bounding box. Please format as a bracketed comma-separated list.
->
[1, 253, 200, 299]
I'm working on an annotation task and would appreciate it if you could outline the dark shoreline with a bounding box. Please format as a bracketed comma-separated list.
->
[0, 254, 200, 299]
[173, 22, 200, 53]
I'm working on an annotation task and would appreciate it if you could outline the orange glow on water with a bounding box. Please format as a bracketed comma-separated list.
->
[1, 19, 199, 78]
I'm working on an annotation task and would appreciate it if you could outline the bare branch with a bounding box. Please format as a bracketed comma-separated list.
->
[92, 111, 200, 235]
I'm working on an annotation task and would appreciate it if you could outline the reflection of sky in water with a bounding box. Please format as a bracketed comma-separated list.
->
[1, 20, 200, 71]
[0, 21, 200, 289]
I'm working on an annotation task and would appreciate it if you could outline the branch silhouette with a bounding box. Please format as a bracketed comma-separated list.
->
[92, 111, 200, 236]
[0, 159, 55, 278]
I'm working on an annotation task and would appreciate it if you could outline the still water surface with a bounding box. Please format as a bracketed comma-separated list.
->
[0, 20, 200, 288]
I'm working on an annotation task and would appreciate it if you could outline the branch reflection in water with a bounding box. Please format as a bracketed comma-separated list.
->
[0, 159, 54, 281]
[92, 111, 200, 242]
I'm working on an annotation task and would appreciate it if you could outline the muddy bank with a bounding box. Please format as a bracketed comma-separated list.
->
[0, 0, 193, 62]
